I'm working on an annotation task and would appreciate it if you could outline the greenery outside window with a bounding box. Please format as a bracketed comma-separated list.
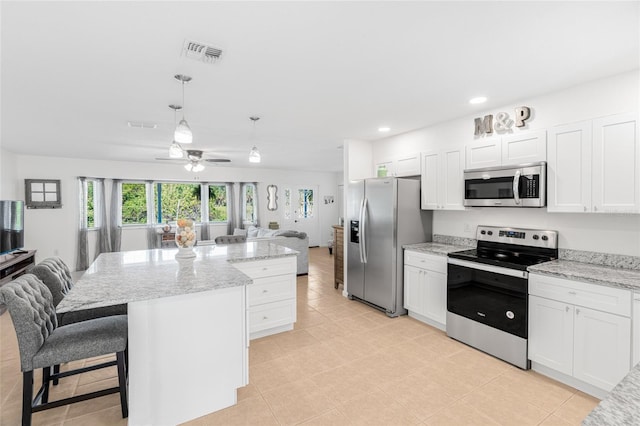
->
[208, 184, 228, 222]
[121, 182, 147, 225]
[154, 182, 201, 223]
[86, 180, 96, 228]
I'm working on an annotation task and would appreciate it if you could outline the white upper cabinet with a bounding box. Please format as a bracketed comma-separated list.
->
[501, 130, 547, 166]
[548, 121, 592, 212]
[374, 152, 421, 177]
[421, 146, 464, 210]
[465, 131, 546, 169]
[465, 137, 501, 169]
[548, 113, 639, 213]
[592, 113, 640, 213]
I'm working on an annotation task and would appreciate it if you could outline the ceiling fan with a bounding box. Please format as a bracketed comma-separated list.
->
[156, 149, 231, 172]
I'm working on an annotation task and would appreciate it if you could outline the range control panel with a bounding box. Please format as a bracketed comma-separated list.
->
[476, 225, 557, 249]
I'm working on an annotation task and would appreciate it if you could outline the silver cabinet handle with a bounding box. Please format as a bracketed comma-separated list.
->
[263, 316, 268, 320]
[594, 206, 598, 212]
[584, 206, 587, 212]
[565, 306, 570, 312]
[576, 308, 580, 315]
[568, 291, 577, 295]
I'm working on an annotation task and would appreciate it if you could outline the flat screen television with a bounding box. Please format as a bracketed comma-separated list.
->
[0, 200, 25, 255]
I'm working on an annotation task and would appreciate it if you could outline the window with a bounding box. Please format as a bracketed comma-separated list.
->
[154, 182, 201, 223]
[208, 184, 228, 222]
[121, 182, 147, 225]
[297, 188, 314, 218]
[86, 180, 96, 228]
[242, 183, 256, 225]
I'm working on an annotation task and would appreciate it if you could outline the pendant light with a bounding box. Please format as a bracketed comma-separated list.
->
[174, 74, 193, 144]
[168, 104, 184, 158]
[248, 116, 261, 163]
[184, 162, 204, 173]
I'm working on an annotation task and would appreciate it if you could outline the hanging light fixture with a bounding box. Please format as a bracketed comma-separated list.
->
[168, 104, 184, 158]
[174, 74, 193, 144]
[184, 162, 204, 173]
[248, 116, 261, 163]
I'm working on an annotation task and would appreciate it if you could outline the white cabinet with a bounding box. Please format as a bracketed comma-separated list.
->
[233, 256, 297, 340]
[592, 113, 640, 213]
[465, 131, 547, 169]
[529, 273, 632, 393]
[375, 152, 421, 177]
[420, 147, 465, 210]
[548, 113, 639, 213]
[634, 293, 640, 366]
[403, 250, 447, 330]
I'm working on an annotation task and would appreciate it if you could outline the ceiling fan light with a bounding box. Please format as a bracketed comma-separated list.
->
[192, 163, 204, 172]
[249, 146, 261, 163]
[184, 163, 193, 172]
[174, 119, 193, 144]
[169, 142, 183, 158]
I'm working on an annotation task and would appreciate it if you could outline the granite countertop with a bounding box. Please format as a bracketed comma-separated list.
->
[403, 242, 470, 256]
[528, 259, 640, 291]
[583, 363, 640, 425]
[57, 241, 298, 313]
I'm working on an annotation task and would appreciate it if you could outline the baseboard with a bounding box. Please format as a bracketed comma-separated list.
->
[531, 362, 610, 399]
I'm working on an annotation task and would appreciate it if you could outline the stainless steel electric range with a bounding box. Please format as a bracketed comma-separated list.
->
[446, 225, 558, 369]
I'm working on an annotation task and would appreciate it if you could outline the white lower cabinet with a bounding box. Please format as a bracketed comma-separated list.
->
[529, 273, 632, 395]
[233, 256, 297, 340]
[403, 250, 447, 330]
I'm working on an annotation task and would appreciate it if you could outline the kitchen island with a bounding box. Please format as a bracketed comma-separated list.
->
[57, 242, 298, 426]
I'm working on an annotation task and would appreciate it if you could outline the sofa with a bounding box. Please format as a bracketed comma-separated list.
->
[244, 227, 308, 275]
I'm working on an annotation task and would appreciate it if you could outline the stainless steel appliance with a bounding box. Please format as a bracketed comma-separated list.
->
[347, 177, 432, 317]
[446, 225, 558, 369]
[463, 162, 546, 207]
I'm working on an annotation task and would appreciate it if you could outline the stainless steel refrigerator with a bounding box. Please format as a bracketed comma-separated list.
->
[347, 177, 432, 317]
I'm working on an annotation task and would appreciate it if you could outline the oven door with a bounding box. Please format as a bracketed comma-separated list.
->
[463, 163, 545, 207]
[447, 258, 528, 338]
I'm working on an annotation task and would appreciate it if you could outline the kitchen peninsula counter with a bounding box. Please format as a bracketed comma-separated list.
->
[57, 242, 298, 313]
[583, 362, 640, 425]
[57, 242, 298, 426]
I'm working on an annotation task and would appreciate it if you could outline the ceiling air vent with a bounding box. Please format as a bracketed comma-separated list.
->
[182, 40, 223, 64]
[127, 121, 158, 129]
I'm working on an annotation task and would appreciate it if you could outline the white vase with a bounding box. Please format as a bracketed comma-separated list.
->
[175, 247, 196, 259]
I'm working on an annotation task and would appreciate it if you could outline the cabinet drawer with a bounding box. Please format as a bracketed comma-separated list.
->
[404, 250, 446, 273]
[249, 300, 296, 333]
[248, 275, 296, 307]
[233, 256, 296, 279]
[529, 274, 631, 317]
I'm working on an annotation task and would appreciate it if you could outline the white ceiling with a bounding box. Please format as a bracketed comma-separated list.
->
[1, 1, 638, 173]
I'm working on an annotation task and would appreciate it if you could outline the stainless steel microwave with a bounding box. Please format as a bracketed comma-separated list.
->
[463, 162, 546, 207]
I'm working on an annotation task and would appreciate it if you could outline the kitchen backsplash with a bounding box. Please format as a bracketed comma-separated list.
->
[559, 249, 640, 270]
[432, 234, 476, 248]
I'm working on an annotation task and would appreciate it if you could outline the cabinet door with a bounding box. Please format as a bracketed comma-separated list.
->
[501, 130, 547, 166]
[528, 296, 574, 376]
[573, 306, 631, 391]
[441, 147, 465, 210]
[633, 294, 640, 366]
[465, 137, 501, 169]
[421, 151, 440, 210]
[375, 160, 394, 178]
[423, 271, 447, 326]
[592, 113, 640, 213]
[403, 265, 425, 314]
[547, 121, 592, 213]
[396, 153, 421, 177]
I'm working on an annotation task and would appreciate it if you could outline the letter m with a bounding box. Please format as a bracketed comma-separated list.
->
[474, 115, 493, 136]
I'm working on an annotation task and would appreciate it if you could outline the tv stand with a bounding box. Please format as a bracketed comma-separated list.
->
[0, 250, 36, 314]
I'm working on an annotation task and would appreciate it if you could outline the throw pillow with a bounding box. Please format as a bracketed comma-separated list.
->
[257, 228, 276, 238]
[247, 226, 259, 238]
[233, 228, 248, 236]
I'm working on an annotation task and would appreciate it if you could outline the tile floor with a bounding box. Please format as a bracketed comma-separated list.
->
[0, 247, 599, 425]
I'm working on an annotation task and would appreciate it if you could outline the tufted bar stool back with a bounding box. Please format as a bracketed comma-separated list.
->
[29, 257, 73, 307]
[0, 274, 128, 426]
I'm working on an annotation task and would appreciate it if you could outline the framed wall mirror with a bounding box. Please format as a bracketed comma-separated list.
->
[267, 185, 278, 211]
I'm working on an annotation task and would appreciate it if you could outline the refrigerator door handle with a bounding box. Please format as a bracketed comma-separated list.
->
[361, 197, 368, 264]
[358, 197, 365, 263]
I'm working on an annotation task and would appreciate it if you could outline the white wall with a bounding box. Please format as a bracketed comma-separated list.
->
[4, 152, 341, 268]
[0, 148, 17, 199]
[372, 70, 640, 256]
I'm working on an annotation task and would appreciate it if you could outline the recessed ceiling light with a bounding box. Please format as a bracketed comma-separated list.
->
[378, 127, 391, 132]
[469, 96, 487, 105]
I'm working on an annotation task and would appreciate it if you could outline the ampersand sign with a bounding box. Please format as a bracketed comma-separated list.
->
[494, 112, 513, 132]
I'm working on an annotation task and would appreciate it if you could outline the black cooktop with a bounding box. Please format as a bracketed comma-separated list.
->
[448, 246, 557, 271]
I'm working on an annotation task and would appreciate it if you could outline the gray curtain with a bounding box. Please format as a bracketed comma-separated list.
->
[94, 178, 110, 257]
[76, 177, 89, 271]
[145, 181, 160, 249]
[109, 179, 122, 252]
[226, 182, 237, 234]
